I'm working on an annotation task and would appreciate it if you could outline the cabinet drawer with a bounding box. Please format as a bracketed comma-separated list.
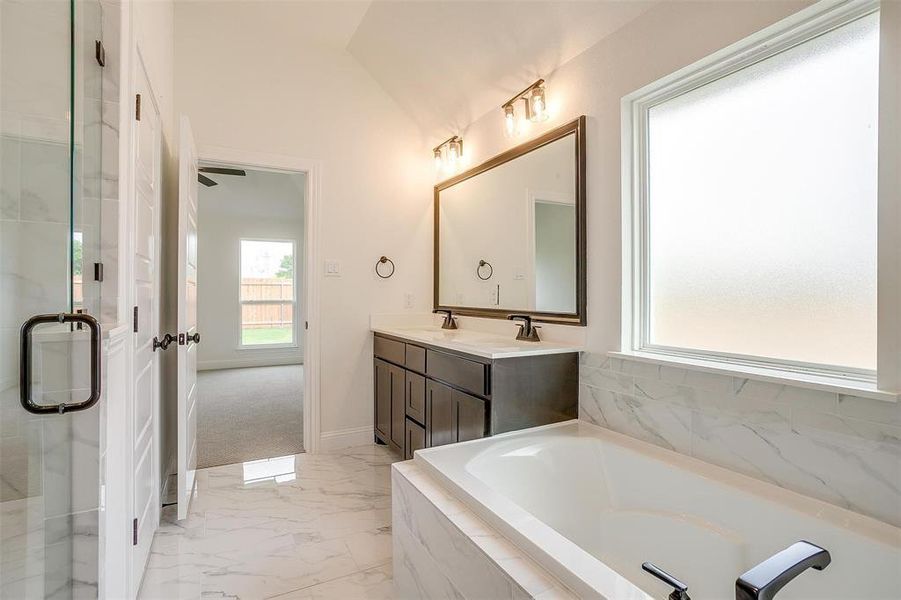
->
[426, 350, 487, 397]
[405, 371, 426, 425]
[374, 335, 405, 365]
[405, 418, 426, 460]
[405, 344, 426, 373]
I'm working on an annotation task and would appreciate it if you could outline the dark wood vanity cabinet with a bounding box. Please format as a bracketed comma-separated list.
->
[374, 332, 578, 459]
[373, 358, 406, 452]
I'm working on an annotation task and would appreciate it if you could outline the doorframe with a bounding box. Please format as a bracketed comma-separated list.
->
[195, 145, 323, 454]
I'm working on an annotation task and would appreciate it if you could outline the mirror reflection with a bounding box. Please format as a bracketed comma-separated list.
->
[437, 132, 579, 316]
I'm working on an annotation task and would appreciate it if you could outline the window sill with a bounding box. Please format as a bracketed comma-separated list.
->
[237, 344, 299, 351]
[608, 350, 898, 403]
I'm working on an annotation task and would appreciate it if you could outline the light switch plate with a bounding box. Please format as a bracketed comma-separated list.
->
[324, 260, 341, 277]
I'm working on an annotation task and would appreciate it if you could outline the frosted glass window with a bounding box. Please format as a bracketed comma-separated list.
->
[645, 13, 878, 371]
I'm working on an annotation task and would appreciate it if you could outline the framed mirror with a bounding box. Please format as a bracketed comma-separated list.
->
[434, 116, 586, 325]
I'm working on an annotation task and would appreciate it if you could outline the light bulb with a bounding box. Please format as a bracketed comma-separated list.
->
[433, 148, 443, 170]
[504, 105, 516, 137]
[529, 86, 548, 122]
[448, 140, 459, 165]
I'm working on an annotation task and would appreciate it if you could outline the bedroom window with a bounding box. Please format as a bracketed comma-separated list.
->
[239, 239, 296, 347]
[623, 3, 881, 378]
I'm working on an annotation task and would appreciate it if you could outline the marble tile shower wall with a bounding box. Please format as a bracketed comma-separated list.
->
[578, 352, 901, 528]
[0, 0, 119, 596]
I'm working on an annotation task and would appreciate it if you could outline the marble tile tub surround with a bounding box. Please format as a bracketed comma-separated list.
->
[579, 352, 901, 528]
[393, 461, 575, 600]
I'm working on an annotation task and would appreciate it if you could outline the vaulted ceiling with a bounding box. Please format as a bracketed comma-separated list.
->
[347, 1, 657, 141]
[177, 1, 656, 144]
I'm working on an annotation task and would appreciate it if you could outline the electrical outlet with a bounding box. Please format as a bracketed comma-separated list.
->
[489, 287, 499, 305]
[324, 260, 341, 277]
[404, 293, 414, 309]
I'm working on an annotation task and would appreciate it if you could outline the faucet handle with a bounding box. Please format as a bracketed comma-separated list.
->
[736, 541, 830, 600]
[642, 562, 690, 600]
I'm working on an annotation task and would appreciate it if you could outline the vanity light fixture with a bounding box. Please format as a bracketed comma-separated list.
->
[432, 135, 463, 171]
[501, 78, 549, 136]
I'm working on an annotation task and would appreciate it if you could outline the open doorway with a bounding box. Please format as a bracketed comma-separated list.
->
[194, 166, 307, 468]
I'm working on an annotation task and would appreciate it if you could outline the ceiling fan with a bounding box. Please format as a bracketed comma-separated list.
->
[198, 166, 246, 187]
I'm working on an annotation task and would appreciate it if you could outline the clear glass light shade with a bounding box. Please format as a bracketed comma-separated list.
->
[504, 105, 517, 137]
[529, 86, 548, 122]
[434, 148, 443, 170]
[447, 140, 460, 165]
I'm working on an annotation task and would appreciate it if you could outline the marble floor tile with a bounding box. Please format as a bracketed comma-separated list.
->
[270, 563, 394, 600]
[138, 445, 399, 600]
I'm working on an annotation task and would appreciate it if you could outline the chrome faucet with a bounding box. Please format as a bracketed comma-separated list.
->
[507, 314, 540, 342]
[433, 309, 457, 330]
[736, 541, 831, 600]
[642, 541, 831, 600]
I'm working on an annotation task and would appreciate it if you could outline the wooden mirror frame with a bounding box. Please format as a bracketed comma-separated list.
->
[434, 115, 587, 325]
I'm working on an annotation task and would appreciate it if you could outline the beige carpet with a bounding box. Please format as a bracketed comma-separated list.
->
[197, 365, 304, 469]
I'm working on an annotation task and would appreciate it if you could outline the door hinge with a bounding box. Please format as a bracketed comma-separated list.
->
[133, 518, 138, 546]
[305, 321, 308, 330]
[95, 40, 106, 67]
[93, 262, 104, 282]
[135, 94, 142, 121]
[133, 306, 139, 333]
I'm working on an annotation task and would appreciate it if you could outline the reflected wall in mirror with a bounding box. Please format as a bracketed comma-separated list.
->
[435, 116, 585, 324]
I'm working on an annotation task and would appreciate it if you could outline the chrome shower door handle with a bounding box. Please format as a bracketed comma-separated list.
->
[20, 312, 102, 415]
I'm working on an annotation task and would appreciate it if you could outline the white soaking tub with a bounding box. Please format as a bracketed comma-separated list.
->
[414, 420, 900, 600]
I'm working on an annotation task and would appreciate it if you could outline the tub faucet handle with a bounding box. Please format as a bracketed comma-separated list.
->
[642, 562, 690, 600]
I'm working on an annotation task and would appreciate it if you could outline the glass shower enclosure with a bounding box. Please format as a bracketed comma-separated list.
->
[1, 0, 106, 597]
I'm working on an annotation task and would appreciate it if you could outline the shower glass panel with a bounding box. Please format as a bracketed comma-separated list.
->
[1, 0, 105, 597]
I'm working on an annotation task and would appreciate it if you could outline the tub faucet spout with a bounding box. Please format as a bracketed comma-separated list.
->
[736, 541, 831, 600]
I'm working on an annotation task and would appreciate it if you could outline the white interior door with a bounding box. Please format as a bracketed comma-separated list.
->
[177, 115, 200, 520]
[131, 54, 162, 592]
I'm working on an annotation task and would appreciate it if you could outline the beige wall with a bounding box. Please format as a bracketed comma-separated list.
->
[160, 0, 816, 453]
[172, 1, 433, 443]
[197, 204, 305, 370]
[447, 0, 812, 355]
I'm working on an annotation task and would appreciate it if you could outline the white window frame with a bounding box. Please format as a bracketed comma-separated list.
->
[238, 238, 298, 350]
[621, 0, 901, 393]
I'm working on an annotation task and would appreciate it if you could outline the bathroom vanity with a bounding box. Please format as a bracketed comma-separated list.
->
[372, 328, 579, 458]
[374, 116, 589, 458]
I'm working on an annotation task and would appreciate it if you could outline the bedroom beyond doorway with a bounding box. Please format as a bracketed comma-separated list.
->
[193, 166, 307, 468]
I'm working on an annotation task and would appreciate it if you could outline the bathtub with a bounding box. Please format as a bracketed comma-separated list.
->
[414, 420, 899, 600]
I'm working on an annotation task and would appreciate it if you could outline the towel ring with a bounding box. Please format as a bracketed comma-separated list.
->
[476, 259, 493, 281]
[375, 256, 395, 279]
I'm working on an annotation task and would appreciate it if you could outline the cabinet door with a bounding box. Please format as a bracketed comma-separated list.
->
[405, 371, 426, 425]
[374, 360, 391, 442]
[405, 418, 426, 460]
[426, 380, 457, 448]
[390, 364, 406, 450]
[456, 390, 487, 442]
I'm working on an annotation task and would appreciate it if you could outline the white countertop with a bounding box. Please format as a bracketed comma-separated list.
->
[372, 325, 583, 359]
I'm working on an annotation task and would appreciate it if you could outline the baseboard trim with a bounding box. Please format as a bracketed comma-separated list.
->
[319, 425, 374, 452]
[198, 356, 303, 371]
